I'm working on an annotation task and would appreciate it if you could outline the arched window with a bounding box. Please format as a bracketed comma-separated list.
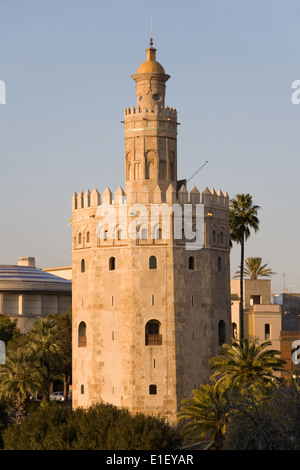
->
[218, 320, 226, 346]
[149, 384, 157, 395]
[78, 233, 82, 244]
[78, 321, 87, 347]
[218, 256, 222, 272]
[145, 320, 162, 345]
[109, 257, 116, 271]
[81, 259, 85, 273]
[189, 256, 195, 270]
[149, 256, 157, 269]
[220, 231, 224, 244]
[232, 322, 237, 339]
[156, 227, 162, 240]
[86, 231, 90, 243]
[212, 230, 216, 243]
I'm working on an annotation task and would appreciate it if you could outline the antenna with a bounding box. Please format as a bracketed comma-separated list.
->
[150, 16, 153, 45]
[282, 272, 286, 293]
[187, 161, 208, 183]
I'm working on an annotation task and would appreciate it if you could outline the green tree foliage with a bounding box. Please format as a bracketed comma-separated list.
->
[178, 339, 291, 449]
[229, 194, 260, 338]
[223, 383, 300, 450]
[209, 339, 286, 386]
[0, 349, 42, 422]
[0, 403, 9, 449]
[47, 310, 72, 398]
[234, 256, 276, 279]
[178, 380, 229, 450]
[0, 314, 21, 345]
[2, 403, 181, 450]
[26, 316, 67, 400]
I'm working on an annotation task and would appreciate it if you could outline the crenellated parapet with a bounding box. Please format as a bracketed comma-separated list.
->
[72, 184, 229, 211]
[124, 105, 177, 118]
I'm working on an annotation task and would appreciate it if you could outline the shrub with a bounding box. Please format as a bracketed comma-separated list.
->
[2, 402, 181, 450]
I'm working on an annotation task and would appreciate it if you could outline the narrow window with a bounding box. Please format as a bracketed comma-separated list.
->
[81, 259, 85, 273]
[103, 230, 108, 241]
[149, 256, 157, 269]
[218, 320, 226, 346]
[86, 231, 90, 243]
[152, 295, 155, 306]
[265, 323, 270, 340]
[189, 256, 195, 270]
[156, 227, 162, 240]
[81, 384, 84, 394]
[109, 257, 115, 270]
[78, 321, 87, 347]
[232, 322, 237, 339]
[78, 233, 82, 244]
[141, 228, 148, 240]
[191, 294, 194, 307]
[149, 384, 157, 395]
[145, 320, 162, 345]
[212, 230, 216, 243]
[112, 295, 114, 306]
[117, 229, 122, 240]
[218, 256, 222, 272]
[220, 231, 224, 244]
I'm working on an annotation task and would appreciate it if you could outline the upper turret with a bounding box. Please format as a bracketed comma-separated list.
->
[136, 39, 166, 74]
[131, 38, 170, 110]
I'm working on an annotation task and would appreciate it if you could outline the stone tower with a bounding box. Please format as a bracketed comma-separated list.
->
[71, 39, 231, 426]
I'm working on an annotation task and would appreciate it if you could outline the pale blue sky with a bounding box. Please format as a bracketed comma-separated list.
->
[0, 0, 299, 294]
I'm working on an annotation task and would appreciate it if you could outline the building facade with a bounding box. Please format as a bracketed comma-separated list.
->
[71, 40, 231, 425]
[231, 279, 282, 349]
[273, 293, 300, 381]
[0, 257, 72, 334]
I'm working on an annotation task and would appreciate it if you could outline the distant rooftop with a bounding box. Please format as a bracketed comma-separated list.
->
[0, 257, 71, 290]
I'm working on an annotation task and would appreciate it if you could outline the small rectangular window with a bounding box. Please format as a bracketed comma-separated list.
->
[250, 295, 261, 306]
[149, 384, 157, 395]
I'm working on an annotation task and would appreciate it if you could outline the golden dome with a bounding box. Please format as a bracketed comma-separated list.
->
[136, 45, 165, 75]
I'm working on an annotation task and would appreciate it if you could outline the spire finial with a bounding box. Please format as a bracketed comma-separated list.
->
[150, 16, 153, 46]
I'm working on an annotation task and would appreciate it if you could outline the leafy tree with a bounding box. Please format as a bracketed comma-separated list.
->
[229, 194, 260, 338]
[0, 314, 21, 345]
[0, 349, 42, 422]
[234, 256, 276, 279]
[2, 402, 181, 450]
[209, 339, 286, 387]
[48, 310, 72, 398]
[26, 316, 67, 400]
[178, 380, 229, 450]
[223, 382, 300, 450]
[0, 402, 9, 449]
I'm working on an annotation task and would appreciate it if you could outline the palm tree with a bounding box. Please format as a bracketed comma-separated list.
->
[178, 380, 229, 450]
[27, 316, 66, 400]
[209, 339, 286, 387]
[0, 349, 42, 422]
[234, 257, 276, 279]
[48, 311, 72, 399]
[230, 194, 260, 339]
